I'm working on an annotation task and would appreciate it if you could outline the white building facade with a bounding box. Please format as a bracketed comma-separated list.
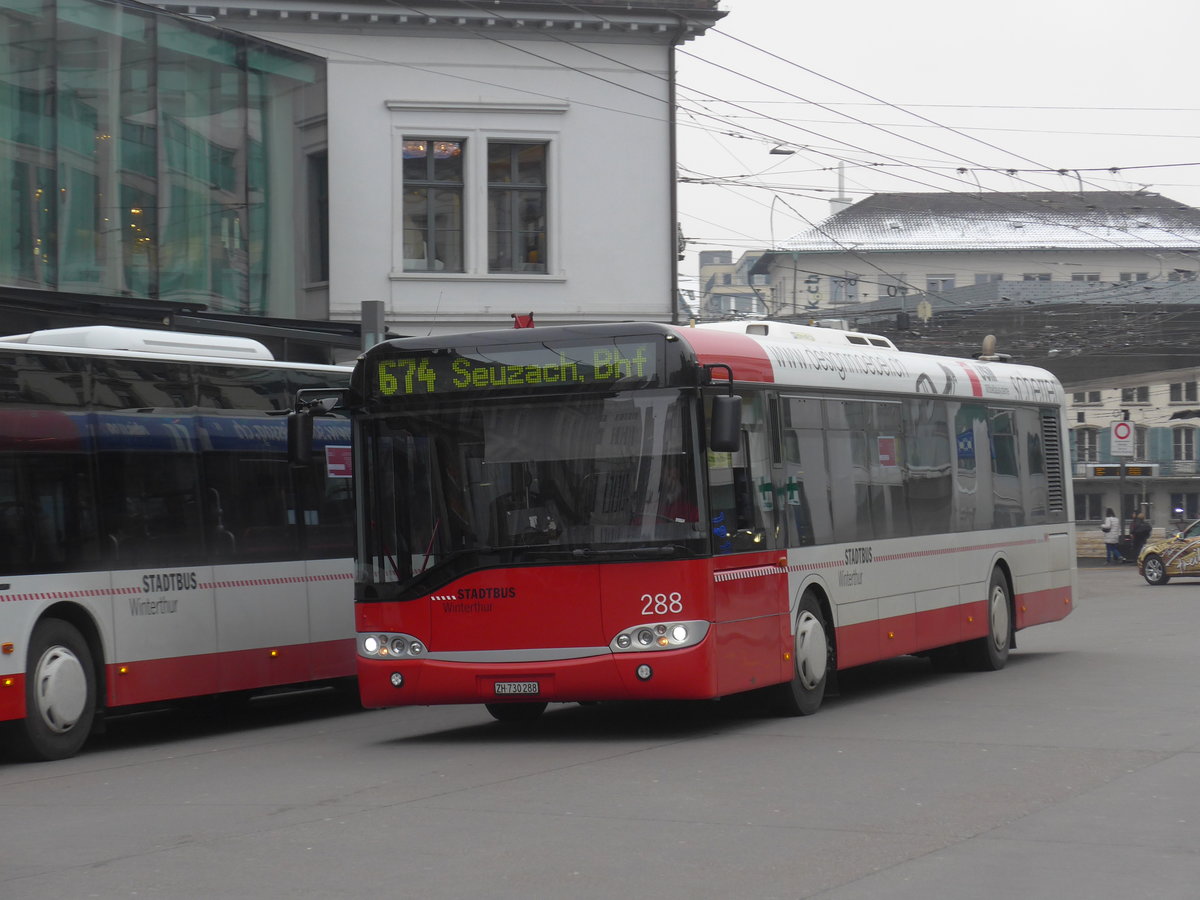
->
[156, 0, 723, 335]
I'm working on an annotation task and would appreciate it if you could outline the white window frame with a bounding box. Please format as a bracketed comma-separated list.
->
[1173, 426, 1195, 462]
[1074, 426, 1099, 463]
[386, 101, 566, 282]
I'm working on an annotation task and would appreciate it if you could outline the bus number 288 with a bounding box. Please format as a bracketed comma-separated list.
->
[641, 592, 684, 616]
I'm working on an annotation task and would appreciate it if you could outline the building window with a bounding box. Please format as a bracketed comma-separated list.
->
[1173, 426, 1195, 461]
[1135, 425, 1148, 460]
[974, 273, 1003, 284]
[831, 273, 859, 303]
[1171, 493, 1200, 522]
[1074, 493, 1103, 521]
[1074, 427, 1099, 462]
[402, 138, 465, 272]
[1168, 270, 1196, 282]
[487, 141, 547, 274]
[1121, 386, 1149, 404]
[307, 150, 329, 283]
[1022, 273, 1052, 281]
[1071, 273, 1100, 282]
[1169, 382, 1198, 402]
[925, 275, 955, 293]
[1120, 272, 1150, 282]
[1072, 391, 1101, 405]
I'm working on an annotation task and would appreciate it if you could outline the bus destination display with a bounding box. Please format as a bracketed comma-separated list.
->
[374, 339, 659, 397]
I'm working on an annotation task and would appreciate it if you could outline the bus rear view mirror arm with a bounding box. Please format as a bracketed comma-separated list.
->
[704, 363, 741, 453]
[288, 388, 349, 467]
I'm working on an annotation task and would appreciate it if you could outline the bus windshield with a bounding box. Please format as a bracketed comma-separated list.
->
[358, 388, 705, 593]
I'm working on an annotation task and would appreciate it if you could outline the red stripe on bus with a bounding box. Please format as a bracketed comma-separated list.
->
[1015, 584, 1073, 628]
[104, 638, 356, 708]
[0, 639, 356, 724]
[835, 600, 990, 668]
[955, 360, 984, 397]
[0, 676, 24, 721]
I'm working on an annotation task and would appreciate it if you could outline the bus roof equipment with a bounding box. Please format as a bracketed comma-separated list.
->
[0, 325, 276, 361]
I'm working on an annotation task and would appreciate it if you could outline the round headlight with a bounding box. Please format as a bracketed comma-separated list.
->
[363, 635, 380, 654]
[616, 634, 631, 649]
[408, 641, 424, 655]
[636, 664, 653, 681]
[390, 636, 408, 656]
[637, 629, 654, 646]
[671, 624, 688, 643]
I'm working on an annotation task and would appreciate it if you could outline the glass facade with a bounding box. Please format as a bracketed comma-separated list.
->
[0, 0, 326, 315]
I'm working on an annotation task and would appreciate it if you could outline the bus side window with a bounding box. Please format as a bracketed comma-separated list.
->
[782, 397, 833, 546]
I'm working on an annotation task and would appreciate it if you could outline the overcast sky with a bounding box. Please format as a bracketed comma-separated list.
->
[674, 0, 1200, 293]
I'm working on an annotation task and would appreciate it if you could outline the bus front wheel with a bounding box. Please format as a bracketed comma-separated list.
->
[770, 590, 831, 716]
[12, 618, 97, 761]
[485, 701, 547, 724]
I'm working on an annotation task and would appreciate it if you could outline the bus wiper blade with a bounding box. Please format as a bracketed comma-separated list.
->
[571, 546, 678, 559]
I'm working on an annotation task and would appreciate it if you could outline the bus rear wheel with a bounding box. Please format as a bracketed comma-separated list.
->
[769, 590, 831, 716]
[485, 701, 547, 724]
[962, 569, 1012, 672]
[12, 619, 97, 761]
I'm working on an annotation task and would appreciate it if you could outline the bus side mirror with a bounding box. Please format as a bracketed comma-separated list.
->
[288, 410, 314, 467]
[710, 395, 742, 452]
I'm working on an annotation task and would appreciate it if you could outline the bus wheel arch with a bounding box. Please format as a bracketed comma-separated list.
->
[10, 609, 102, 761]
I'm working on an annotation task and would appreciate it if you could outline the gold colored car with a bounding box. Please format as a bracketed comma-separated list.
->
[1138, 520, 1200, 585]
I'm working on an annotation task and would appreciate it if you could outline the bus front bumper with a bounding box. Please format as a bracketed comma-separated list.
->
[356, 645, 718, 709]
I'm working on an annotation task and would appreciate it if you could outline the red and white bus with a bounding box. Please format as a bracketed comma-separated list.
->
[0, 326, 355, 760]
[326, 320, 1074, 723]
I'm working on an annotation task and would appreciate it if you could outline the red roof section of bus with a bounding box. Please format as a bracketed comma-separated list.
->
[669, 326, 775, 383]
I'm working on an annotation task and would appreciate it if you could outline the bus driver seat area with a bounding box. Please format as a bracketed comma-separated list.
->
[490, 465, 560, 546]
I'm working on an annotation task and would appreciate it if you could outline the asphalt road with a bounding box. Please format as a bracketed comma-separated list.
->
[2, 566, 1199, 899]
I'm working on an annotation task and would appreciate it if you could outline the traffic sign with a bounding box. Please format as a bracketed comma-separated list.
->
[1111, 420, 1134, 457]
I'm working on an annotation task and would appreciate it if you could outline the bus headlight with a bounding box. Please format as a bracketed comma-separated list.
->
[609, 620, 708, 653]
[359, 632, 426, 659]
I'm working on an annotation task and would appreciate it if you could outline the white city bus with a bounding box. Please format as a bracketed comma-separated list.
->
[0, 327, 354, 760]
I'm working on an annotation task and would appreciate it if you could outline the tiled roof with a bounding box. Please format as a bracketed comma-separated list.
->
[783, 191, 1200, 252]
